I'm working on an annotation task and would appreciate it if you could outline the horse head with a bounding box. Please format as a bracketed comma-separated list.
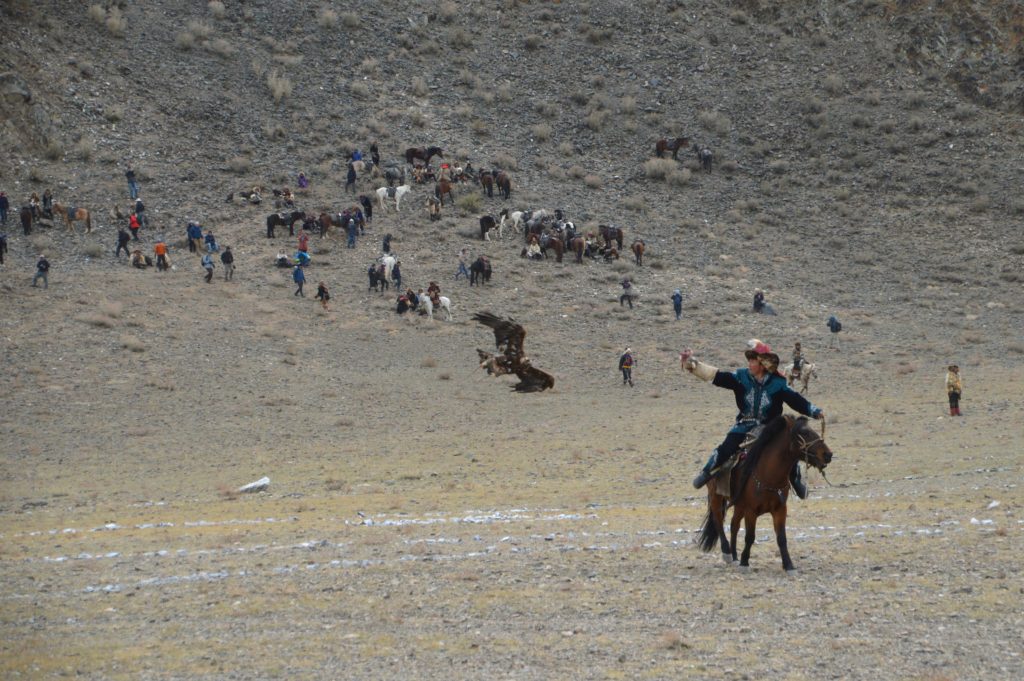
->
[791, 416, 832, 471]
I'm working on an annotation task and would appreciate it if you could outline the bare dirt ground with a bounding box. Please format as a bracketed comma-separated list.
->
[2, 0, 1023, 679]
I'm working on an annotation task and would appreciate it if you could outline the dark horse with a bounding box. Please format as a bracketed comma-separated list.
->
[20, 206, 33, 235]
[631, 239, 645, 266]
[495, 170, 512, 200]
[479, 214, 496, 240]
[405, 146, 444, 166]
[266, 210, 306, 238]
[655, 136, 690, 160]
[698, 415, 833, 571]
[569, 236, 586, 264]
[540, 236, 564, 263]
[599, 224, 624, 250]
[695, 144, 713, 172]
[470, 256, 492, 286]
[479, 169, 494, 198]
[435, 178, 455, 206]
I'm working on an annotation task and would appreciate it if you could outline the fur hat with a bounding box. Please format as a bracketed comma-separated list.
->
[624, 347, 632, 354]
[745, 338, 771, 359]
[948, 364, 959, 371]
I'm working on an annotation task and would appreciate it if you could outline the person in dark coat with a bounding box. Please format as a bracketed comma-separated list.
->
[345, 162, 357, 194]
[116, 227, 131, 258]
[293, 264, 305, 296]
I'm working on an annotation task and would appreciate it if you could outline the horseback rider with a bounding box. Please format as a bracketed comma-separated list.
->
[680, 339, 825, 499]
[789, 342, 804, 386]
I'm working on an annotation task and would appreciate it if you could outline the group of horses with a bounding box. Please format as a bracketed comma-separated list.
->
[19, 202, 91, 235]
[476, 208, 642, 266]
[655, 136, 714, 172]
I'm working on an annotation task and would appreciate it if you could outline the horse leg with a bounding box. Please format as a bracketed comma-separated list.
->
[772, 507, 795, 572]
[708, 488, 731, 562]
[739, 514, 757, 567]
[729, 507, 742, 563]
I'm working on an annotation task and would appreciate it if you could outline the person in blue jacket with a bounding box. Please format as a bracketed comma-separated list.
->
[680, 339, 825, 499]
[292, 264, 305, 297]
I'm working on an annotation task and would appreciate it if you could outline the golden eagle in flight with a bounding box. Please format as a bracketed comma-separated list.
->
[473, 312, 555, 393]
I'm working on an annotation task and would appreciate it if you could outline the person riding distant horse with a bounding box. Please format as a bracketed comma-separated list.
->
[789, 342, 804, 387]
[680, 339, 825, 500]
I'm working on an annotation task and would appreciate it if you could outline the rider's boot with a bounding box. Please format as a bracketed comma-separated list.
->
[789, 464, 808, 500]
[692, 451, 719, 489]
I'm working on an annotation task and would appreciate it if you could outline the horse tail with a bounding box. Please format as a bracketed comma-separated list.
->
[698, 507, 718, 553]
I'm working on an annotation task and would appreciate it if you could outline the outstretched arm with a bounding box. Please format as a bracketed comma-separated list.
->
[680, 349, 720, 383]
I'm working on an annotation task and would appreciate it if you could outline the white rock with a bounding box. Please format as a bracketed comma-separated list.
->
[239, 476, 270, 493]
[987, 500, 1000, 509]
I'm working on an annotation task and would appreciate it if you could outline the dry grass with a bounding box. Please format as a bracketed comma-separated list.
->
[87, 4, 105, 23]
[583, 174, 602, 188]
[532, 123, 553, 142]
[266, 70, 292, 103]
[318, 7, 338, 27]
[120, 335, 147, 353]
[698, 110, 731, 134]
[411, 76, 428, 97]
[208, 1, 226, 19]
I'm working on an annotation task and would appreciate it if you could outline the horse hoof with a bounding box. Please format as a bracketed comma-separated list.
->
[736, 564, 749, 571]
[785, 568, 798, 575]
[721, 553, 732, 565]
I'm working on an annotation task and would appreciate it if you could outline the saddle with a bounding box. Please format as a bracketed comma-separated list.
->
[710, 425, 765, 499]
[386, 187, 397, 198]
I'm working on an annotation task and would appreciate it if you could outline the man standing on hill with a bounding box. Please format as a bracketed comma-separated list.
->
[620, 278, 636, 309]
[345, 163, 357, 194]
[125, 163, 139, 200]
[293, 264, 305, 297]
[619, 347, 635, 387]
[31, 254, 50, 289]
[0, 232, 8, 265]
[827, 315, 842, 350]
[946, 364, 962, 416]
[0, 191, 9, 225]
[186, 221, 203, 253]
[116, 226, 131, 258]
[154, 239, 169, 272]
[220, 245, 235, 281]
[671, 289, 683, 320]
[201, 252, 215, 283]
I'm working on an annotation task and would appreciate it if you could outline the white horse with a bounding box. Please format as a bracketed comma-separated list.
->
[376, 184, 411, 212]
[783, 361, 817, 393]
[416, 294, 453, 321]
[380, 254, 396, 281]
[498, 208, 524, 235]
[437, 295, 453, 321]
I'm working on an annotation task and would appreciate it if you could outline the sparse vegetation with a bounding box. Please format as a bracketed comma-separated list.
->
[266, 70, 292, 103]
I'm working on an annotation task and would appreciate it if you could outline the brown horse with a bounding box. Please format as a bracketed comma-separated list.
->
[698, 415, 832, 571]
[479, 170, 494, 198]
[570, 236, 586, 263]
[655, 136, 690, 159]
[435, 178, 455, 206]
[53, 202, 92, 233]
[495, 171, 512, 200]
[599, 224, 624, 250]
[318, 213, 335, 238]
[20, 206, 33, 235]
[540, 236, 564, 263]
[631, 239, 645, 266]
[405, 146, 444, 166]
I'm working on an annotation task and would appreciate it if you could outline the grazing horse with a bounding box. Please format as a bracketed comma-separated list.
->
[498, 208, 525, 234]
[479, 214, 497, 240]
[405, 146, 444, 166]
[53, 202, 92, 233]
[376, 184, 412, 212]
[655, 136, 690, 159]
[695, 145, 713, 172]
[380, 254, 397, 282]
[382, 166, 405, 187]
[495, 171, 512, 200]
[599, 224, 624, 250]
[436, 296, 454, 321]
[784, 362, 817, 393]
[539, 236, 564, 263]
[479, 170, 494, 198]
[435, 178, 455, 206]
[469, 256, 492, 286]
[266, 210, 306, 238]
[631, 239, 646, 266]
[569, 236, 586, 264]
[698, 415, 833, 571]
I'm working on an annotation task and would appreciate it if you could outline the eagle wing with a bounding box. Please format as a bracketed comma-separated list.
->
[472, 311, 526, 358]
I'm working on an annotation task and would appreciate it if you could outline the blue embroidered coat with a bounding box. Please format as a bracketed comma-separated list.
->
[713, 368, 821, 434]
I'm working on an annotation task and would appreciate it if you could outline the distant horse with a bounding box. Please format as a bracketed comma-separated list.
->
[784, 362, 817, 393]
[437, 296, 454, 321]
[376, 184, 412, 212]
[495, 171, 512, 200]
[53, 202, 92, 233]
[351, 160, 375, 178]
[435, 178, 455, 206]
[480, 170, 494, 197]
[695, 145, 713, 172]
[380, 254, 397, 282]
[698, 415, 833, 571]
[570, 236, 586, 264]
[655, 136, 690, 159]
[266, 210, 306, 238]
[20, 206, 33, 235]
[631, 239, 646, 266]
[498, 208, 524, 234]
[599, 224, 624, 250]
[382, 166, 405, 187]
[539, 236, 564, 263]
[405, 146, 444, 166]
[480, 214, 497, 240]
[470, 256, 492, 286]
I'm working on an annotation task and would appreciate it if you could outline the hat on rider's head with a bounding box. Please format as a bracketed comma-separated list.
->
[745, 338, 771, 360]
[948, 364, 959, 371]
[624, 347, 631, 354]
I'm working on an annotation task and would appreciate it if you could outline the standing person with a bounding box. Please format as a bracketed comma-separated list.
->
[125, 163, 139, 199]
[204, 230, 218, 253]
[382, 232, 392, 254]
[946, 365, 962, 416]
[367, 263, 379, 292]
[220, 245, 235, 281]
[186, 221, 203, 253]
[679, 340, 824, 499]
[346, 218, 357, 249]
[297, 230, 309, 253]
[42, 189, 53, 219]
[115, 227, 131, 258]
[128, 212, 141, 240]
[359, 194, 373, 223]
[201, 252, 215, 283]
[315, 281, 331, 311]
[0, 191, 9, 225]
[391, 259, 402, 290]
[826, 315, 842, 350]
[618, 347, 635, 387]
[297, 172, 309, 191]
[455, 248, 470, 281]
[293, 264, 305, 297]
[154, 239, 169, 272]
[345, 162, 357, 194]
[671, 289, 683, 320]
[134, 197, 147, 230]
[789, 342, 805, 386]
[369, 142, 380, 167]
[31, 254, 50, 289]
[0, 232, 8, 265]
[619, 278, 636, 309]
